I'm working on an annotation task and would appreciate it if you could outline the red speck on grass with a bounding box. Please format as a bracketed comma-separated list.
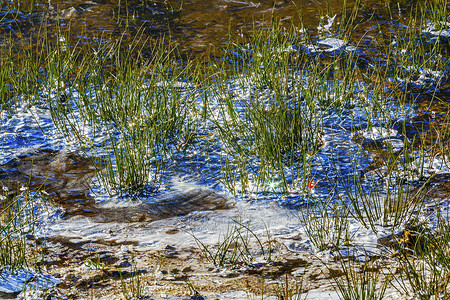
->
[308, 181, 316, 189]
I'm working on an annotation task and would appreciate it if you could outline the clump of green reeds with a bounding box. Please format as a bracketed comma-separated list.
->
[419, 0, 449, 32]
[338, 146, 432, 233]
[208, 22, 362, 196]
[329, 255, 390, 300]
[0, 195, 28, 270]
[333, 0, 450, 232]
[393, 215, 450, 299]
[191, 220, 273, 268]
[275, 273, 307, 300]
[119, 262, 144, 300]
[7, 29, 203, 197]
[297, 197, 353, 251]
[0, 189, 39, 271]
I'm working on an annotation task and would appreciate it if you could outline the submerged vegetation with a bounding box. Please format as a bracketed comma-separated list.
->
[1, 0, 450, 298]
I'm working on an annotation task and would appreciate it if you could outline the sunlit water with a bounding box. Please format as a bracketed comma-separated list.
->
[1, 0, 449, 297]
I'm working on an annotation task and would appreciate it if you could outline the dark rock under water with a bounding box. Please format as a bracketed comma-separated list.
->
[0, 148, 230, 222]
[0, 148, 97, 213]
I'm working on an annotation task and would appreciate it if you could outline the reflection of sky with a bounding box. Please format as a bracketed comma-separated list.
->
[0, 104, 65, 164]
[0, 267, 59, 295]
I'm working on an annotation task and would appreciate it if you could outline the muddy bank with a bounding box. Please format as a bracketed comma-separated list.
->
[29, 222, 406, 300]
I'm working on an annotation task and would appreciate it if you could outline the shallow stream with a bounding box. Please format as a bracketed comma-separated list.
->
[1, 0, 450, 298]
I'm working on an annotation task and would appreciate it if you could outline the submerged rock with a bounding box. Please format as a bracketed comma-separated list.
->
[0, 148, 97, 210]
[0, 148, 230, 222]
